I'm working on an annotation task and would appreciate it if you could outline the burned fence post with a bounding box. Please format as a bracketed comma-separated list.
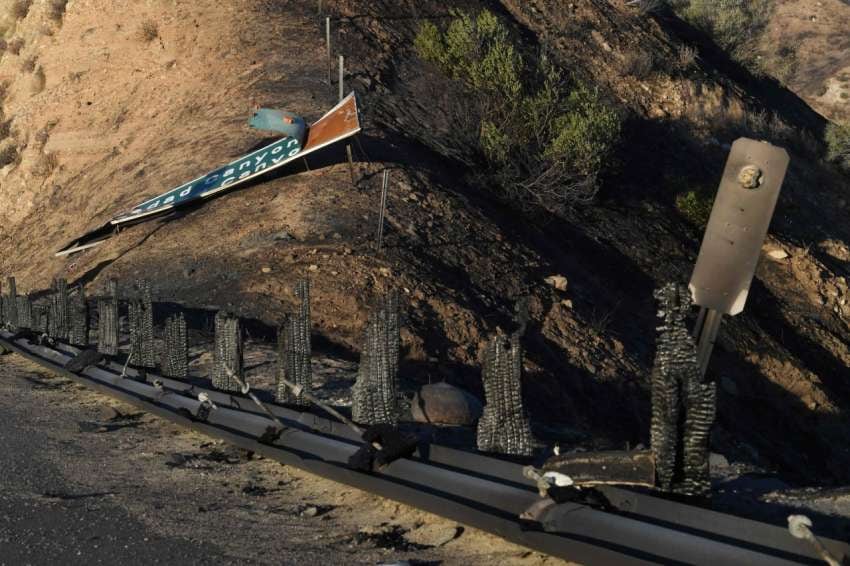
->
[276, 280, 313, 406]
[352, 290, 401, 425]
[33, 304, 49, 334]
[162, 312, 188, 379]
[212, 311, 243, 392]
[16, 294, 33, 330]
[476, 331, 534, 457]
[49, 278, 70, 341]
[650, 283, 715, 498]
[128, 280, 156, 369]
[4, 276, 18, 329]
[97, 279, 119, 356]
[69, 286, 89, 346]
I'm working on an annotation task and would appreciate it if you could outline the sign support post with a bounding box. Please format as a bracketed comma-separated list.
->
[688, 138, 790, 376]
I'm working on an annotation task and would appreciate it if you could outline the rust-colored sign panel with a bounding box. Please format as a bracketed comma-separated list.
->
[689, 138, 790, 315]
[302, 92, 359, 152]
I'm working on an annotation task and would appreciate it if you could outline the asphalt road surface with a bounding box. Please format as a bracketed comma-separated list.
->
[0, 355, 564, 566]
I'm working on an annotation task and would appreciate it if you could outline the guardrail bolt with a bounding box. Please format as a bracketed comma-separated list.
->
[162, 312, 188, 379]
[97, 279, 119, 356]
[476, 330, 534, 456]
[212, 311, 243, 391]
[352, 290, 401, 425]
[276, 279, 313, 406]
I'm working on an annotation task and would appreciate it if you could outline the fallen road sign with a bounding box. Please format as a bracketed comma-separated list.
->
[55, 92, 361, 257]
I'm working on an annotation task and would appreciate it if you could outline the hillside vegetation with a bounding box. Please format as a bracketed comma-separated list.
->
[0, 0, 849, 492]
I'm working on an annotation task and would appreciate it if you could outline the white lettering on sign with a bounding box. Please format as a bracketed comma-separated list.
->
[239, 161, 251, 171]
[221, 177, 236, 187]
[164, 196, 175, 204]
[224, 168, 235, 176]
[180, 187, 192, 197]
[272, 145, 283, 155]
[147, 200, 161, 210]
[238, 170, 251, 180]
[287, 139, 298, 148]
[205, 175, 219, 185]
[255, 162, 267, 172]
[254, 153, 268, 164]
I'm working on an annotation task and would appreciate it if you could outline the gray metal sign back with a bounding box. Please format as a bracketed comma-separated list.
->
[689, 138, 789, 315]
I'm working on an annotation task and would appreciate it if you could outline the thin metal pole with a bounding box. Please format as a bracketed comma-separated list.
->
[692, 306, 707, 339]
[224, 367, 287, 432]
[325, 17, 331, 85]
[338, 54, 344, 102]
[346, 144, 356, 186]
[694, 308, 722, 378]
[318, 0, 323, 15]
[376, 169, 389, 251]
[278, 375, 365, 437]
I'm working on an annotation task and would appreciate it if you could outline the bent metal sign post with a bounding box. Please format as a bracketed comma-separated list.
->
[111, 92, 360, 225]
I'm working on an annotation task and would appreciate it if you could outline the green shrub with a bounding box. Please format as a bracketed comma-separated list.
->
[670, 0, 772, 72]
[825, 122, 850, 173]
[675, 190, 713, 226]
[415, 10, 621, 211]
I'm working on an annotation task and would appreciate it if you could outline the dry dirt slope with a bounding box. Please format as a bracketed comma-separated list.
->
[0, 0, 849, 491]
[764, 0, 850, 122]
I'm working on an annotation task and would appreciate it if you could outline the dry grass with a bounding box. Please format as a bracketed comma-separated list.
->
[0, 140, 19, 168]
[10, 0, 32, 20]
[676, 45, 697, 70]
[32, 152, 58, 177]
[30, 66, 45, 94]
[20, 55, 36, 73]
[622, 49, 656, 79]
[47, 0, 69, 22]
[7, 37, 24, 55]
[136, 19, 159, 43]
[33, 126, 50, 147]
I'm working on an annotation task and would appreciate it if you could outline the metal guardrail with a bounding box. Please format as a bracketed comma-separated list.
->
[2, 331, 847, 565]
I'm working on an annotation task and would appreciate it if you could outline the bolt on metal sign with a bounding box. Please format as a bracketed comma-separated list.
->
[689, 138, 790, 315]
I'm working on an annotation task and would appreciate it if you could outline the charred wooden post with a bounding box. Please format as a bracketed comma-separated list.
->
[97, 279, 119, 356]
[276, 280, 313, 406]
[69, 287, 89, 346]
[16, 294, 33, 330]
[128, 280, 155, 368]
[162, 313, 188, 379]
[680, 367, 716, 497]
[650, 283, 715, 498]
[212, 311, 243, 391]
[49, 278, 70, 341]
[33, 304, 49, 334]
[477, 331, 534, 457]
[4, 277, 18, 328]
[352, 290, 401, 425]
